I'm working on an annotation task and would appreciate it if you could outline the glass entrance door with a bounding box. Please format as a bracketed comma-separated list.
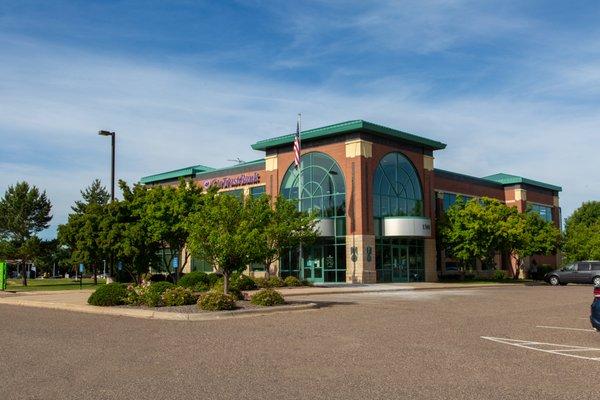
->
[303, 246, 324, 284]
[391, 245, 409, 283]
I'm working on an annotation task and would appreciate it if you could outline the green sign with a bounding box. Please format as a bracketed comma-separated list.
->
[0, 261, 7, 291]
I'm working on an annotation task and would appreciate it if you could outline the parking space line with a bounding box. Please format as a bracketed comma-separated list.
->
[481, 336, 600, 361]
[536, 325, 596, 332]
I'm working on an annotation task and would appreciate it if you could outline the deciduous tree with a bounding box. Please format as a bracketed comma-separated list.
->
[0, 182, 52, 285]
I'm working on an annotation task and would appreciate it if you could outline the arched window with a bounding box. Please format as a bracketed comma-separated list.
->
[280, 152, 346, 221]
[373, 152, 423, 218]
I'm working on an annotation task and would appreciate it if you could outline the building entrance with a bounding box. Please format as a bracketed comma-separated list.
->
[376, 238, 424, 283]
[303, 246, 324, 283]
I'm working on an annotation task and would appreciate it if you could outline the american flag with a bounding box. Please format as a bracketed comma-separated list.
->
[293, 118, 301, 168]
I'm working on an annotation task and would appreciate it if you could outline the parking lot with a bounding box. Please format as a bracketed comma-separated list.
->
[1, 285, 598, 399]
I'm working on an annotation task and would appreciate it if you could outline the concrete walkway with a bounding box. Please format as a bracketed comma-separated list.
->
[252, 281, 523, 297]
[0, 282, 520, 320]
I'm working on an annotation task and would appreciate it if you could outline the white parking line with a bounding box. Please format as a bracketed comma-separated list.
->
[481, 336, 600, 361]
[536, 325, 596, 332]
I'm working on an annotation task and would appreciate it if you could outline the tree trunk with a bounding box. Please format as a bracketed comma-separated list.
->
[223, 271, 229, 294]
[21, 261, 28, 286]
[264, 261, 270, 280]
[93, 264, 97, 285]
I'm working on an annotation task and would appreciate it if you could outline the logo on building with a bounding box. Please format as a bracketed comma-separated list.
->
[202, 173, 260, 189]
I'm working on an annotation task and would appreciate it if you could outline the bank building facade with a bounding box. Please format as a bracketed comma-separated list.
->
[141, 120, 562, 283]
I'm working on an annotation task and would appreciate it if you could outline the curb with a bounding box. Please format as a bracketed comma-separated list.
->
[0, 298, 318, 321]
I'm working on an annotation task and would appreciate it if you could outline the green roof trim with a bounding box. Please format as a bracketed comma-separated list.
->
[483, 173, 562, 192]
[140, 164, 215, 184]
[251, 120, 446, 151]
[193, 159, 265, 181]
[141, 159, 265, 185]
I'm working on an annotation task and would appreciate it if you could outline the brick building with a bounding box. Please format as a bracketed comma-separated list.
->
[141, 120, 561, 283]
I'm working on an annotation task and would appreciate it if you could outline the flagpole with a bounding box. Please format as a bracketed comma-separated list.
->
[297, 113, 304, 281]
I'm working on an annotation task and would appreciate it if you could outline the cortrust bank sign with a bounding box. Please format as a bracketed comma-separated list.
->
[202, 172, 260, 189]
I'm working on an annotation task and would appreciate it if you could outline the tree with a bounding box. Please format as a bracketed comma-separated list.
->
[0, 182, 52, 285]
[439, 197, 513, 272]
[563, 201, 600, 262]
[58, 180, 111, 285]
[106, 181, 161, 284]
[504, 211, 561, 279]
[248, 195, 317, 278]
[132, 179, 204, 281]
[71, 179, 111, 214]
[186, 190, 259, 294]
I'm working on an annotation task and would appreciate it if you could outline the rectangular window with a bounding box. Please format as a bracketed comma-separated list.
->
[250, 185, 266, 197]
[577, 263, 590, 272]
[591, 263, 600, 271]
[528, 203, 553, 223]
[442, 193, 472, 211]
[222, 189, 244, 200]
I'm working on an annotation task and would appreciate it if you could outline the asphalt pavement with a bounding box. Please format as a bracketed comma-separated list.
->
[1, 285, 598, 399]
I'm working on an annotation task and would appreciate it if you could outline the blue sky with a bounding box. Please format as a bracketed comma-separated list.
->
[1, 0, 599, 238]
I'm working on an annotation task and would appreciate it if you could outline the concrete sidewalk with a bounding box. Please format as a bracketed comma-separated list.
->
[253, 281, 523, 297]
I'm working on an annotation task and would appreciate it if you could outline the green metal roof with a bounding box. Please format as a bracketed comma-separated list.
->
[483, 173, 562, 192]
[251, 120, 447, 151]
[140, 164, 215, 184]
[141, 159, 266, 185]
[193, 159, 265, 181]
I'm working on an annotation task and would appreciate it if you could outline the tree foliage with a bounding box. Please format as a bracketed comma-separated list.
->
[0, 181, 52, 285]
[439, 197, 513, 270]
[440, 196, 560, 277]
[248, 195, 317, 278]
[186, 191, 259, 293]
[563, 201, 600, 262]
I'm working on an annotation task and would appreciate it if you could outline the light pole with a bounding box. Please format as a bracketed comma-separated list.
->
[98, 130, 116, 283]
[98, 130, 115, 202]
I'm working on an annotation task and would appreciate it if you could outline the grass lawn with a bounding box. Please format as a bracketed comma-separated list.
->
[5, 278, 101, 292]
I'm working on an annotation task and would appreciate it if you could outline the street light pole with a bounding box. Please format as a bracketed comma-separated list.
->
[98, 130, 116, 283]
[98, 130, 116, 202]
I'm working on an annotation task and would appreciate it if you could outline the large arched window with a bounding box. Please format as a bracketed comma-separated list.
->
[373, 152, 423, 218]
[280, 152, 346, 221]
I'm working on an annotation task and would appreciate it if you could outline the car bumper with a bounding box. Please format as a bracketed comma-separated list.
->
[591, 300, 600, 330]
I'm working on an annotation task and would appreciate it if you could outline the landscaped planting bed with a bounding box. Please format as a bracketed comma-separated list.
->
[88, 272, 312, 312]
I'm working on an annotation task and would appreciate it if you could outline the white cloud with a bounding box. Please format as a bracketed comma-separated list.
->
[0, 33, 598, 238]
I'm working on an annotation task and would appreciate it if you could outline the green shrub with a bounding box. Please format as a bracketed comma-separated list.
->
[491, 269, 506, 280]
[193, 282, 211, 293]
[253, 277, 270, 288]
[301, 279, 313, 287]
[143, 281, 174, 307]
[124, 283, 149, 305]
[161, 286, 196, 306]
[231, 274, 257, 291]
[88, 283, 127, 306]
[268, 276, 285, 287]
[250, 289, 285, 306]
[207, 273, 222, 287]
[284, 276, 302, 287]
[198, 291, 236, 311]
[211, 281, 243, 300]
[178, 271, 209, 288]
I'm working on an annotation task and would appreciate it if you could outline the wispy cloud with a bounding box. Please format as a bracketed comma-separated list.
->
[1, 1, 599, 238]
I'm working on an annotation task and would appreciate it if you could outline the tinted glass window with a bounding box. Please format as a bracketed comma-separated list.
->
[591, 263, 600, 271]
[577, 263, 590, 272]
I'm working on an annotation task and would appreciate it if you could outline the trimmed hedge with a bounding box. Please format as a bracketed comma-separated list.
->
[178, 271, 209, 288]
[211, 281, 243, 300]
[267, 276, 285, 287]
[144, 281, 175, 307]
[250, 288, 285, 306]
[161, 286, 196, 306]
[283, 276, 302, 287]
[88, 283, 127, 306]
[231, 274, 257, 291]
[198, 291, 236, 311]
